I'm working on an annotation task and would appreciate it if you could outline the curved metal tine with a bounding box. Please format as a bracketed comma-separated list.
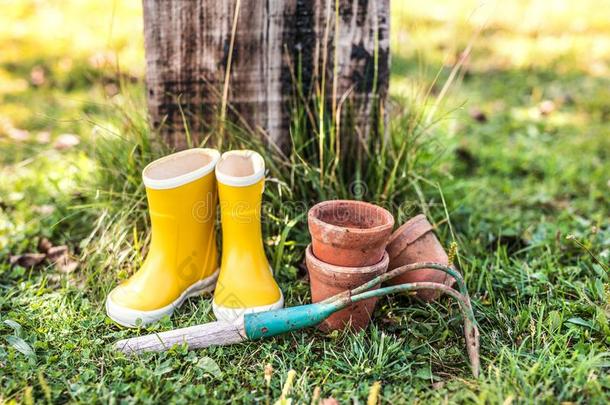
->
[320, 262, 469, 305]
[349, 282, 475, 322]
[352, 262, 468, 297]
[348, 281, 480, 377]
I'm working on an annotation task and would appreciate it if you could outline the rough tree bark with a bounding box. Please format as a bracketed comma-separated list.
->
[142, 0, 389, 151]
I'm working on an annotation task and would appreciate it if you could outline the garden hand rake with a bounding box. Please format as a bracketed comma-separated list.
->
[115, 262, 480, 377]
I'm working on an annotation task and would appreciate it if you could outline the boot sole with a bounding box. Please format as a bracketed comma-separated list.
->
[106, 269, 219, 328]
[212, 290, 284, 324]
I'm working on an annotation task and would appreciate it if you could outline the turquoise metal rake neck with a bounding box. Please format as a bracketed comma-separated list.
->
[244, 282, 474, 339]
[243, 262, 480, 377]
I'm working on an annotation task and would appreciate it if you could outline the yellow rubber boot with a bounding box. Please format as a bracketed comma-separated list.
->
[212, 150, 283, 322]
[106, 148, 220, 327]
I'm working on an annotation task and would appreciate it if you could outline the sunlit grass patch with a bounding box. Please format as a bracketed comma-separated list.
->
[0, 0, 143, 76]
[391, 0, 610, 78]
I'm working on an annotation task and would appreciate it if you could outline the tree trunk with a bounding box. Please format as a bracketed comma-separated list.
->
[142, 0, 389, 151]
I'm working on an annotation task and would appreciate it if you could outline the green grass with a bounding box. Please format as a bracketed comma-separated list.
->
[1, 0, 610, 403]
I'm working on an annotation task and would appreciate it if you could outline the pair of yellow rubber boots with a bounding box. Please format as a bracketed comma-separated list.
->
[105, 148, 283, 327]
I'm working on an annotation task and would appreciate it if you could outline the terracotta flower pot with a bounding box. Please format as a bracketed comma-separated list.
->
[306, 245, 389, 331]
[386, 214, 456, 301]
[308, 200, 394, 267]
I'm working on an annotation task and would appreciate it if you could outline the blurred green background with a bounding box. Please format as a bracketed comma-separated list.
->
[1, 0, 609, 403]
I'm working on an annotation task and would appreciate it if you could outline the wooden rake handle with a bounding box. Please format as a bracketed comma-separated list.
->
[115, 321, 247, 355]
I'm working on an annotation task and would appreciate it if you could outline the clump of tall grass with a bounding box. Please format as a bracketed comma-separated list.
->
[78, 24, 460, 295]
[222, 74, 449, 231]
[77, 85, 169, 295]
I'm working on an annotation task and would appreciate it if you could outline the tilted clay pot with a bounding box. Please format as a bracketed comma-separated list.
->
[386, 214, 457, 301]
[308, 200, 394, 267]
[306, 245, 389, 331]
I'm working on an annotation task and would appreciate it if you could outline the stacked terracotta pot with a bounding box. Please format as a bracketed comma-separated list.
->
[385, 214, 456, 301]
[306, 201, 457, 331]
[306, 200, 394, 331]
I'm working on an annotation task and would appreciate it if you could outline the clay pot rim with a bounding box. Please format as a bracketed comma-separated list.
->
[306, 244, 389, 274]
[388, 212, 430, 240]
[308, 200, 395, 236]
[386, 214, 435, 260]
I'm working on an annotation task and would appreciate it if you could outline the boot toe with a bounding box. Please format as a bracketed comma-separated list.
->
[105, 285, 174, 328]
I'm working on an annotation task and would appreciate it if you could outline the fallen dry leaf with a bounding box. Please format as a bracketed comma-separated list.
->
[36, 131, 51, 144]
[432, 381, 445, 389]
[539, 100, 556, 116]
[311, 387, 321, 404]
[38, 237, 53, 253]
[30, 66, 46, 86]
[56, 257, 79, 273]
[88, 51, 114, 68]
[46, 245, 78, 273]
[10, 240, 78, 274]
[469, 107, 487, 123]
[10, 253, 46, 268]
[33, 204, 55, 216]
[7, 127, 30, 142]
[105, 83, 119, 96]
[46, 245, 69, 262]
[53, 133, 80, 150]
